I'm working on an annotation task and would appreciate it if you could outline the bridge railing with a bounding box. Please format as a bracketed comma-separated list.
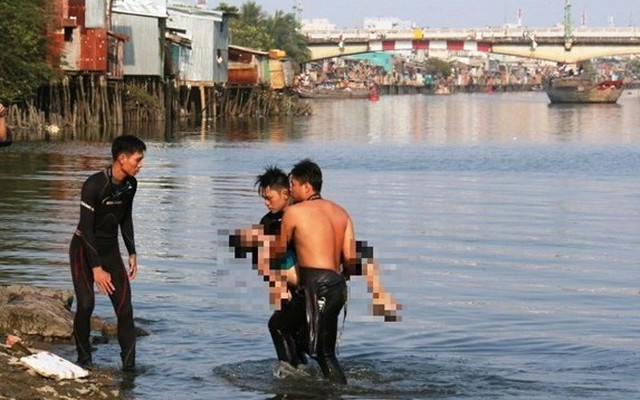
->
[572, 26, 640, 37]
[303, 26, 640, 41]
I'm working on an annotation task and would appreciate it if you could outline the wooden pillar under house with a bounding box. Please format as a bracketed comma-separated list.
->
[199, 85, 206, 122]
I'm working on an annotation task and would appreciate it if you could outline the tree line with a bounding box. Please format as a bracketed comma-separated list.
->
[216, 1, 310, 66]
[0, 0, 58, 104]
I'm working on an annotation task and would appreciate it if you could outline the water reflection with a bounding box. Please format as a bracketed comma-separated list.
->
[11, 121, 180, 144]
[4, 92, 640, 146]
[305, 92, 640, 145]
[547, 103, 626, 143]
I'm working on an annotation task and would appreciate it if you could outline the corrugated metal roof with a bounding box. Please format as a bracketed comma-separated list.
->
[112, 0, 167, 18]
[229, 44, 269, 56]
[167, 3, 223, 21]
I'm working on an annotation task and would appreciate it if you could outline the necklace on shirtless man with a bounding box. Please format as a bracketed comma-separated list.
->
[307, 193, 322, 201]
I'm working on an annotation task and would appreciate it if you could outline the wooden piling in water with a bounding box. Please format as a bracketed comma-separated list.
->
[8, 75, 310, 138]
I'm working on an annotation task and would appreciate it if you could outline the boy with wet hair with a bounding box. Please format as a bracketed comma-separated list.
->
[230, 166, 308, 374]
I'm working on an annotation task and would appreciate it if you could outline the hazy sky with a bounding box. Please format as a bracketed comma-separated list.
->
[192, 0, 640, 29]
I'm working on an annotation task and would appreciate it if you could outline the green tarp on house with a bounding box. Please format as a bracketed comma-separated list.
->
[346, 52, 394, 73]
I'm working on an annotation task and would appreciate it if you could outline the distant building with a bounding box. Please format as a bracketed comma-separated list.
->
[301, 18, 337, 33]
[362, 17, 414, 30]
[167, 4, 230, 85]
[302, 16, 416, 32]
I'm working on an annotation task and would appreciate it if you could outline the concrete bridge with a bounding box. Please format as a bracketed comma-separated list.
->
[303, 26, 640, 63]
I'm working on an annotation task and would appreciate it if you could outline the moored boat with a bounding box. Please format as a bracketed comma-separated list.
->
[294, 80, 371, 99]
[545, 77, 623, 104]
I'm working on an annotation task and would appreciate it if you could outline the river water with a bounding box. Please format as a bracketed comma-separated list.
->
[1, 91, 640, 399]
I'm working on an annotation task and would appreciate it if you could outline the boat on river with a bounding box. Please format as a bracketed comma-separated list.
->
[294, 81, 371, 99]
[544, 77, 624, 104]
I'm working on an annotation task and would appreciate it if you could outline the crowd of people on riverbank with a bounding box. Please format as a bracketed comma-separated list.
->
[296, 56, 548, 94]
[296, 53, 634, 94]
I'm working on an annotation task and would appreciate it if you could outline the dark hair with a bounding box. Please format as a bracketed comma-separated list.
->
[112, 135, 147, 160]
[290, 158, 322, 193]
[255, 165, 289, 194]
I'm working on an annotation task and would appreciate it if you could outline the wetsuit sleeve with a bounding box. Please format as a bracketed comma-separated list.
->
[120, 179, 137, 256]
[351, 240, 374, 275]
[77, 176, 103, 267]
[260, 211, 282, 235]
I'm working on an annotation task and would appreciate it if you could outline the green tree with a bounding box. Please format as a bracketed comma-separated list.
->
[238, 1, 265, 26]
[422, 58, 452, 78]
[0, 0, 57, 103]
[219, 1, 310, 66]
[215, 2, 239, 14]
[220, 1, 274, 50]
[265, 11, 310, 65]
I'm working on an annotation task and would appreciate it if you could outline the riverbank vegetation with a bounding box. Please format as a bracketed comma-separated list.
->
[217, 1, 310, 68]
[0, 0, 58, 104]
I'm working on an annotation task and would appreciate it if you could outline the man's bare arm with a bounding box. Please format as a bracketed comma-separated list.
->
[341, 217, 357, 276]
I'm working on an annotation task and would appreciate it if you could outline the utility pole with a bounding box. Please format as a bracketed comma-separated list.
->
[503, 0, 510, 27]
[563, 0, 573, 50]
[517, 8, 522, 28]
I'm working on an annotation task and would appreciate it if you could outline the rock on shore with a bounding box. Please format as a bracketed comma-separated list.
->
[0, 285, 75, 339]
[0, 284, 139, 399]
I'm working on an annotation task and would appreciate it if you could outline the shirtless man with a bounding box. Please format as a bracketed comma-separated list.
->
[276, 159, 399, 384]
[229, 166, 308, 374]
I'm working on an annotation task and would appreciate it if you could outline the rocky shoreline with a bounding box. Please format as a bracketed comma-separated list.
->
[0, 284, 143, 399]
[0, 345, 120, 400]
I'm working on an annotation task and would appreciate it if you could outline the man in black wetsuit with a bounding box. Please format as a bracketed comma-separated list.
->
[69, 135, 146, 371]
[274, 159, 400, 384]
